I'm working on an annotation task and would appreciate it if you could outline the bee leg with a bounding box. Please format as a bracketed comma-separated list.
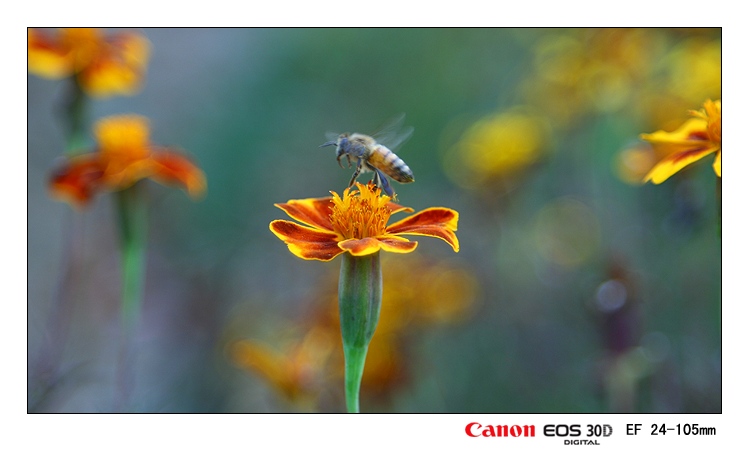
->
[348, 159, 362, 187]
[337, 153, 351, 169]
[374, 169, 395, 197]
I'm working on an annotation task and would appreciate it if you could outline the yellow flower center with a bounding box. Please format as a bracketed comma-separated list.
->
[691, 99, 721, 147]
[329, 183, 392, 239]
[92, 115, 154, 188]
[704, 100, 721, 147]
[95, 115, 152, 160]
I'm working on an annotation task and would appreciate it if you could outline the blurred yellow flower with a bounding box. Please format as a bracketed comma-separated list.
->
[636, 37, 721, 131]
[28, 28, 150, 98]
[50, 115, 206, 206]
[642, 99, 721, 184]
[522, 28, 720, 134]
[444, 110, 549, 189]
[663, 39, 721, 108]
[521, 29, 665, 127]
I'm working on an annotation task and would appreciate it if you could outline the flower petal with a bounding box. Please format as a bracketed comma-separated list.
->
[78, 32, 151, 97]
[230, 340, 301, 400]
[79, 55, 144, 97]
[640, 118, 709, 149]
[386, 207, 460, 252]
[111, 31, 151, 71]
[377, 237, 419, 254]
[150, 148, 207, 199]
[48, 154, 105, 206]
[275, 197, 336, 232]
[270, 220, 344, 261]
[95, 115, 151, 157]
[643, 145, 719, 184]
[338, 237, 383, 256]
[100, 157, 154, 190]
[338, 236, 418, 256]
[386, 201, 414, 215]
[27, 29, 73, 79]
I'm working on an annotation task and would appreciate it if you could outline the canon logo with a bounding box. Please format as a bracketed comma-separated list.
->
[465, 423, 536, 437]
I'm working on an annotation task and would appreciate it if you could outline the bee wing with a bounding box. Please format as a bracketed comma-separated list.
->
[372, 113, 406, 137]
[372, 113, 413, 153]
[385, 125, 414, 153]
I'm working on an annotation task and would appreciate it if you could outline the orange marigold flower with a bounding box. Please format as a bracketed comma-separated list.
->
[642, 99, 721, 184]
[28, 28, 150, 97]
[50, 115, 207, 206]
[270, 183, 459, 261]
[230, 326, 336, 405]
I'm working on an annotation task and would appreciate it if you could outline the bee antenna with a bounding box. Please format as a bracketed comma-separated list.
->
[319, 141, 337, 148]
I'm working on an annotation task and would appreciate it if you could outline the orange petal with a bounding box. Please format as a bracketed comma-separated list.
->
[376, 237, 419, 254]
[100, 157, 153, 190]
[270, 220, 344, 261]
[77, 32, 150, 97]
[79, 60, 140, 97]
[386, 207, 460, 252]
[386, 201, 415, 215]
[48, 154, 105, 206]
[338, 236, 418, 256]
[230, 340, 301, 401]
[643, 145, 719, 184]
[109, 31, 151, 71]
[275, 198, 335, 231]
[150, 149, 207, 199]
[28, 29, 74, 78]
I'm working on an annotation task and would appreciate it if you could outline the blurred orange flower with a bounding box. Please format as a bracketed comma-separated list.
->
[231, 327, 336, 405]
[28, 28, 150, 97]
[230, 254, 479, 408]
[270, 183, 459, 261]
[50, 115, 206, 206]
[642, 99, 721, 184]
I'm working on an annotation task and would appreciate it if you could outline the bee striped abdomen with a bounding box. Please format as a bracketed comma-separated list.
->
[370, 145, 414, 183]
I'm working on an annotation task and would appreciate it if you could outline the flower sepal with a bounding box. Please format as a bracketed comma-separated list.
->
[338, 251, 382, 413]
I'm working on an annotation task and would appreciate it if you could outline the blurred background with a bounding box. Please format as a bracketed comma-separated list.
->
[28, 28, 721, 413]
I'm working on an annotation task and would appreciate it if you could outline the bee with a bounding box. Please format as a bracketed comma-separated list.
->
[319, 116, 414, 198]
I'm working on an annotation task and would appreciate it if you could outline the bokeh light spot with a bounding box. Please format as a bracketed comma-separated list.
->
[533, 197, 601, 268]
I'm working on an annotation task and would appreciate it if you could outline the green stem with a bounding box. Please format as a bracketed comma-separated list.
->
[62, 79, 87, 155]
[116, 184, 148, 328]
[338, 251, 382, 413]
[114, 183, 148, 410]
